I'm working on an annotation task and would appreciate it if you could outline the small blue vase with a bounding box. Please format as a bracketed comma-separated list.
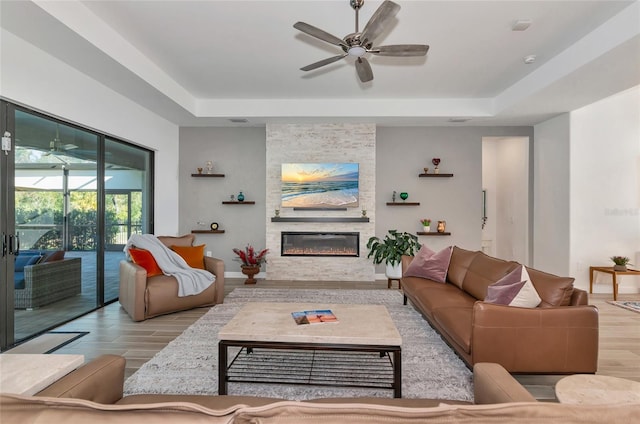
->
[237, 191, 245, 202]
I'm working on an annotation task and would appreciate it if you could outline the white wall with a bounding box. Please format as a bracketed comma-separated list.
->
[482, 137, 530, 264]
[533, 114, 572, 276]
[0, 29, 181, 235]
[570, 86, 640, 294]
[482, 141, 497, 256]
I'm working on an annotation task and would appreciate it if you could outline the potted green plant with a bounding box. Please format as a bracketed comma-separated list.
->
[420, 218, 431, 232]
[610, 256, 631, 272]
[366, 230, 421, 279]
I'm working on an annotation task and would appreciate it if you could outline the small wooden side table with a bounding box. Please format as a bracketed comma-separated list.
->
[388, 278, 402, 290]
[589, 266, 640, 301]
[555, 374, 640, 405]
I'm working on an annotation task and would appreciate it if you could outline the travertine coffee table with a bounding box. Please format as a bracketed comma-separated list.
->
[218, 302, 402, 397]
[0, 354, 84, 395]
[555, 374, 640, 405]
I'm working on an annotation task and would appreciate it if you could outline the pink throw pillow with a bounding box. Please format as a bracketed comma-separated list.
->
[403, 245, 453, 283]
[485, 266, 542, 308]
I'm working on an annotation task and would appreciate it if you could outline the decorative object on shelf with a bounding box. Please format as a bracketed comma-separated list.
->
[210, 222, 219, 230]
[233, 245, 269, 284]
[205, 160, 213, 174]
[423, 167, 429, 174]
[399, 192, 409, 202]
[362, 209, 367, 217]
[230, 194, 235, 201]
[420, 218, 431, 232]
[274, 209, 280, 217]
[432, 158, 441, 174]
[197, 167, 203, 174]
[437, 220, 446, 233]
[366, 230, 421, 280]
[611, 256, 631, 272]
[237, 191, 245, 202]
[392, 190, 397, 203]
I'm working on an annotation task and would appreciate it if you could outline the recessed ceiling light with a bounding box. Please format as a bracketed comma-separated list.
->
[523, 55, 536, 64]
[229, 118, 249, 123]
[512, 19, 532, 31]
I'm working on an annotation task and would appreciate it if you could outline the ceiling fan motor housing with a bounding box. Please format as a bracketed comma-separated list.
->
[350, 0, 365, 10]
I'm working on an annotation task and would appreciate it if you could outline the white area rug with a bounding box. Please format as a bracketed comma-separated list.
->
[608, 300, 640, 313]
[124, 288, 473, 401]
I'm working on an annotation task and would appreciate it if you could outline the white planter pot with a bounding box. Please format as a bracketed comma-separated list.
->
[423, 226, 431, 232]
[385, 262, 403, 279]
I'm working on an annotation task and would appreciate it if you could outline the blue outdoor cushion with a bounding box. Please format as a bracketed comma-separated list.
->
[14, 272, 25, 289]
[14, 253, 41, 272]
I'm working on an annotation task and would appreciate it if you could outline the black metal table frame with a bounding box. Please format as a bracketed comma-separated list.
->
[218, 339, 402, 398]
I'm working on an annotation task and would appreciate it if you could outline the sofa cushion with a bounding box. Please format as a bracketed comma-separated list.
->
[158, 234, 195, 248]
[42, 250, 65, 262]
[403, 245, 453, 283]
[485, 266, 541, 308]
[118, 394, 286, 409]
[171, 244, 206, 269]
[432, 306, 474, 353]
[461, 253, 520, 301]
[14, 271, 25, 290]
[447, 246, 479, 289]
[128, 248, 164, 277]
[526, 267, 575, 307]
[15, 253, 42, 272]
[409, 282, 476, 316]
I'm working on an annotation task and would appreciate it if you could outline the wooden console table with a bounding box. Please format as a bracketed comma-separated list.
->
[589, 266, 640, 301]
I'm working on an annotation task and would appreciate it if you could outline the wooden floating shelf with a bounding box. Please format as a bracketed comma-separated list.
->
[417, 232, 451, 236]
[222, 201, 255, 205]
[271, 217, 370, 223]
[419, 173, 454, 178]
[386, 202, 420, 206]
[191, 230, 225, 234]
[191, 173, 225, 177]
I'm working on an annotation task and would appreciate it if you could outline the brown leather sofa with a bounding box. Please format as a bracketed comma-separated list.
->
[401, 246, 599, 374]
[119, 234, 225, 321]
[2, 355, 636, 423]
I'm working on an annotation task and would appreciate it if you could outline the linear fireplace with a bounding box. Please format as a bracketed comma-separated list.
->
[281, 232, 359, 257]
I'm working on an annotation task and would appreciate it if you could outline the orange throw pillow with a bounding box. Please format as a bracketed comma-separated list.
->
[171, 244, 205, 269]
[129, 248, 163, 277]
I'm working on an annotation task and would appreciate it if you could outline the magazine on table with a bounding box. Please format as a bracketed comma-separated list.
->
[291, 309, 338, 325]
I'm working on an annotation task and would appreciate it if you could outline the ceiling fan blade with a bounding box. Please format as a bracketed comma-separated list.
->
[372, 44, 429, 57]
[300, 54, 348, 71]
[293, 22, 347, 48]
[356, 57, 373, 83]
[360, 0, 401, 45]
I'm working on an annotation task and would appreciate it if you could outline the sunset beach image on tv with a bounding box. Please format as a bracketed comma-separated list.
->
[281, 163, 359, 208]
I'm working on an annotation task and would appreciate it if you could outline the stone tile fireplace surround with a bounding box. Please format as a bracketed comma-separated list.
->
[265, 123, 376, 281]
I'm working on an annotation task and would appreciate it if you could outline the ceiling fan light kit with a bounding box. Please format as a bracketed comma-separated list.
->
[294, 0, 429, 83]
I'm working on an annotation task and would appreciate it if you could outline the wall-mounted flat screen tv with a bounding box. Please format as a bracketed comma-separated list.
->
[281, 163, 359, 208]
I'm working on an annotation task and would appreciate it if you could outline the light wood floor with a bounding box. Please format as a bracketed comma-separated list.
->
[44, 279, 640, 399]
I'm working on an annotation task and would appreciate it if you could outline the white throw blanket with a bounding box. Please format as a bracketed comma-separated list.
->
[124, 234, 215, 297]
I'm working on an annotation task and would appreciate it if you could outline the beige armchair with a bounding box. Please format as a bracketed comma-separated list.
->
[119, 234, 224, 321]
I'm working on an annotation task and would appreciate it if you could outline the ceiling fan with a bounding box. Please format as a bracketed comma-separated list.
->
[293, 0, 429, 83]
[44, 125, 78, 156]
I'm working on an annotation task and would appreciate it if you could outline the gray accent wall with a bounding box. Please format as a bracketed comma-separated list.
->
[179, 125, 533, 279]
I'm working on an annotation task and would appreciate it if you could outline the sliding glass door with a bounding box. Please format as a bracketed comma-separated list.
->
[0, 102, 154, 351]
